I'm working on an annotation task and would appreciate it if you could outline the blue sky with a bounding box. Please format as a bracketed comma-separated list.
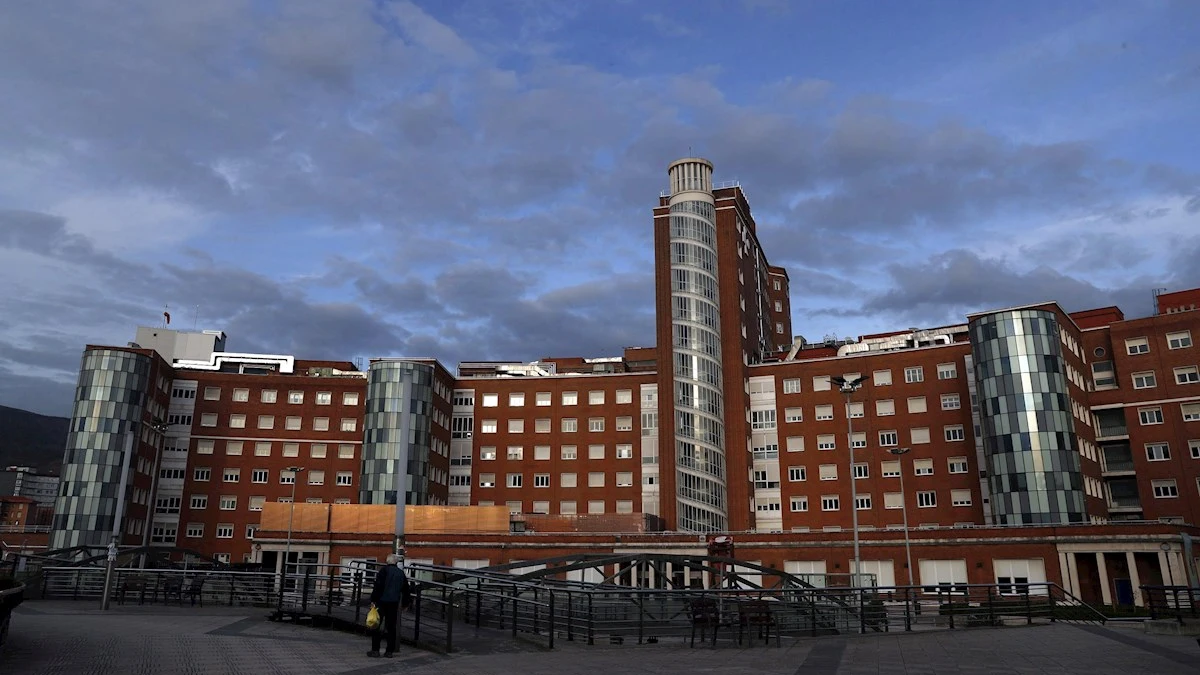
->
[1, 0, 1198, 416]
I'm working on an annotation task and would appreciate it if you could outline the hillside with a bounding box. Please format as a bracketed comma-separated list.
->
[0, 404, 69, 474]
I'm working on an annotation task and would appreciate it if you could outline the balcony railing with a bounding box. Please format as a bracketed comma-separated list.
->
[1096, 425, 1128, 438]
[1108, 496, 1142, 509]
[1102, 458, 1135, 472]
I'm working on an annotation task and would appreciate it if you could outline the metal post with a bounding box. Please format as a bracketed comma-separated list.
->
[100, 541, 118, 610]
[845, 390, 860, 586]
[280, 466, 304, 608]
[139, 423, 168, 568]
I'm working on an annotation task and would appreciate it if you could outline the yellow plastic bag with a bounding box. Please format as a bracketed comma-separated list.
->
[366, 604, 381, 629]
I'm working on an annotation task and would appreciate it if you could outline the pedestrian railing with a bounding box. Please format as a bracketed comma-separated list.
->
[33, 562, 1109, 651]
[1141, 585, 1199, 624]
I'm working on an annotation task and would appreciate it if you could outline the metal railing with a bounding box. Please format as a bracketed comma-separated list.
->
[33, 562, 1108, 650]
[1141, 585, 1199, 624]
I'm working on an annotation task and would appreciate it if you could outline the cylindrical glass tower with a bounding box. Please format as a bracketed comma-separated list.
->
[360, 359, 435, 508]
[50, 348, 152, 549]
[969, 309, 1086, 524]
[667, 157, 728, 532]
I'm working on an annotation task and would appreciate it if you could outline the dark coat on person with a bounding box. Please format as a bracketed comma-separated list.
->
[370, 564, 411, 606]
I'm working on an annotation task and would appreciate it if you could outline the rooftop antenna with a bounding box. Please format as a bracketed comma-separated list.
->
[1152, 287, 1168, 314]
[192, 304, 200, 330]
[163, 303, 171, 328]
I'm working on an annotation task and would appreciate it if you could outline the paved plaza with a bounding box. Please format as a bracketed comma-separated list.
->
[1, 601, 1198, 674]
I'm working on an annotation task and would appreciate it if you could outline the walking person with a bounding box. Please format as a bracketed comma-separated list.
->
[367, 554, 412, 658]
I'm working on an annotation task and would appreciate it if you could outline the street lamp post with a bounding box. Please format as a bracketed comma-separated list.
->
[280, 466, 305, 603]
[889, 447, 916, 587]
[830, 375, 867, 588]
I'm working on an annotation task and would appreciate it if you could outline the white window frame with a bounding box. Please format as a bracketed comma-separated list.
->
[1174, 366, 1200, 385]
[937, 363, 957, 380]
[1132, 371, 1157, 389]
[1139, 407, 1164, 425]
[904, 366, 924, 383]
[1146, 443, 1171, 461]
[1125, 337, 1150, 355]
[1167, 331, 1193, 350]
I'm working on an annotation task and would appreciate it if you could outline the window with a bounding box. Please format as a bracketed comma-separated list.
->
[479, 473, 496, 488]
[917, 491, 937, 507]
[873, 370, 892, 386]
[876, 399, 895, 416]
[343, 392, 360, 405]
[817, 435, 836, 450]
[847, 402, 864, 418]
[507, 446, 524, 460]
[453, 391, 475, 407]
[878, 431, 898, 446]
[948, 457, 968, 474]
[199, 413, 217, 427]
[560, 472, 577, 488]
[160, 468, 185, 480]
[753, 470, 778, 489]
[339, 444, 355, 459]
[616, 444, 634, 459]
[340, 418, 358, 432]
[641, 412, 658, 434]
[910, 427, 931, 444]
[786, 436, 805, 452]
[216, 524, 234, 539]
[1152, 479, 1179, 498]
[588, 472, 605, 487]
[907, 397, 927, 414]
[589, 390, 605, 405]
[914, 459, 934, 476]
[280, 469, 298, 484]
[588, 418, 605, 432]
[166, 413, 193, 426]
[588, 500, 605, 514]
[480, 447, 497, 461]
[172, 387, 196, 399]
[853, 463, 869, 479]
[282, 443, 298, 457]
[313, 417, 330, 431]
[219, 495, 237, 510]
[1084, 362, 1116, 392]
[821, 495, 840, 511]
[941, 393, 961, 410]
[616, 416, 633, 431]
[1167, 331, 1193, 350]
[851, 432, 866, 448]
[937, 363, 957, 380]
[185, 524, 204, 538]
[788, 466, 807, 482]
[255, 442, 272, 457]
[951, 489, 972, 506]
[534, 474, 550, 488]
[784, 407, 803, 423]
[190, 495, 208, 509]
[310, 443, 327, 459]
[449, 475, 471, 487]
[1133, 371, 1157, 389]
[776, 322, 784, 334]
[534, 445, 551, 461]
[261, 389, 277, 403]
[507, 419, 524, 433]
[232, 388, 249, 402]
[812, 376, 832, 392]
[587, 444, 604, 460]
[562, 418, 577, 433]
[751, 409, 777, 429]
[482, 393, 499, 407]
[944, 425, 966, 442]
[507, 473, 523, 488]
[819, 464, 838, 481]
[194, 468, 211, 482]
[288, 391, 305, 404]
[562, 391, 578, 406]
[155, 496, 181, 514]
[561, 445, 577, 460]
[560, 501, 577, 515]
[477, 420, 496, 435]
[782, 378, 801, 394]
[203, 386, 221, 401]
[252, 469, 268, 483]
[1125, 337, 1150, 355]
[1146, 443, 1171, 461]
[1139, 407, 1164, 425]
[196, 439, 214, 455]
[612, 389, 631, 405]
[1184, 403, 1200, 422]
[223, 468, 240, 483]
[1190, 440, 1200, 459]
[884, 492, 903, 509]
[229, 414, 246, 429]
[284, 416, 302, 430]
[881, 461, 900, 478]
[855, 495, 872, 510]
[790, 496, 809, 512]
[1175, 366, 1199, 384]
[534, 418, 551, 433]
[814, 404, 834, 421]
[509, 392, 525, 407]
[904, 366, 924, 383]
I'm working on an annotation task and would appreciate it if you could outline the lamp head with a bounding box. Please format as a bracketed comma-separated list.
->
[888, 447, 911, 456]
